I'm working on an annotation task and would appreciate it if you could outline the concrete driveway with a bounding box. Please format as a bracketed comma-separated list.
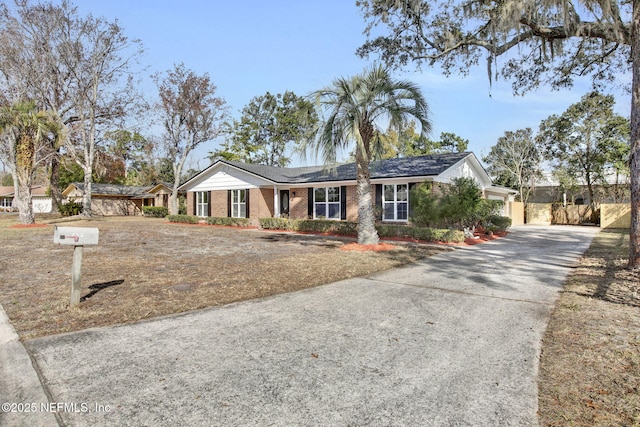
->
[14, 225, 598, 426]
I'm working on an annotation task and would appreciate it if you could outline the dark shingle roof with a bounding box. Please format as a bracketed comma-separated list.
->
[219, 152, 471, 184]
[71, 183, 152, 197]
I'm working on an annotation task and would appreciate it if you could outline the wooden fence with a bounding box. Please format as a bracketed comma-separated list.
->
[524, 203, 630, 228]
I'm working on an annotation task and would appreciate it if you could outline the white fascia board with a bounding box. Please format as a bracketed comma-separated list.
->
[372, 176, 434, 185]
[284, 176, 434, 189]
[180, 162, 275, 192]
[437, 154, 493, 187]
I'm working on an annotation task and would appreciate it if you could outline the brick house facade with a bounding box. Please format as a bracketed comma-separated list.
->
[179, 152, 517, 225]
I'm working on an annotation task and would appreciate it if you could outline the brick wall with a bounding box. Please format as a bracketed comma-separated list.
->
[289, 185, 364, 221]
[345, 185, 358, 222]
[210, 190, 228, 217]
[249, 188, 274, 225]
[290, 189, 309, 219]
[186, 192, 194, 216]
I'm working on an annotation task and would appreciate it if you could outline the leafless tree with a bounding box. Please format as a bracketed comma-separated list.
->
[0, 0, 143, 215]
[153, 64, 227, 215]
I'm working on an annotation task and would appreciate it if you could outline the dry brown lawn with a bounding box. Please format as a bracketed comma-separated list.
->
[3, 215, 638, 424]
[539, 229, 640, 426]
[0, 215, 446, 339]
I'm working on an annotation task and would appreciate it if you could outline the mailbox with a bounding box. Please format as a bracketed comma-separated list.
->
[53, 226, 99, 246]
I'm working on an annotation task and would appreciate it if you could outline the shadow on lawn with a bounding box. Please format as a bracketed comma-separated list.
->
[81, 279, 125, 302]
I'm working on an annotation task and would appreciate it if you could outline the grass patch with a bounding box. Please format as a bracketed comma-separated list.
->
[539, 229, 640, 426]
[0, 215, 448, 339]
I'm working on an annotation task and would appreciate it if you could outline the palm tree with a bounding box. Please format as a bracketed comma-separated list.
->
[308, 65, 431, 244]
[0, 101, 63, 224]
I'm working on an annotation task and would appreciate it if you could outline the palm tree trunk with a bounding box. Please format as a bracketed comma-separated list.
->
[15, 169, 34, 224]
[15, 133, 35, 224]
[355, 142, 379, 245]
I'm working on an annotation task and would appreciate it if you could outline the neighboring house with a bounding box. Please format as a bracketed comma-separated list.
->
[62, 183, 173, 216]
[528, 171, 630, 206]
[178, 152, 517, 226]
[0, 185, 52, 213]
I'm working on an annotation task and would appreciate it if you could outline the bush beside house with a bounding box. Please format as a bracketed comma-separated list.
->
[258, 218, 465, 243]
[143, 206, 168, 218]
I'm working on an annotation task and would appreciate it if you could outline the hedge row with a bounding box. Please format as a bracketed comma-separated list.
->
[259, 218, 464, 243]
[259, 218, 358, 235]
[167, 215, 251, 228]
[376, 224, 464, 243]
[142, 206, 168, 218]
[167, 214, 199, 224]
[205, 216, 250, 227]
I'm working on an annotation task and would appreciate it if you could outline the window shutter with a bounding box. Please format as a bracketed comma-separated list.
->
[227, 190, 231, 217]
[408, 183, 416, 221]
[340, 186, 347, 220]
[375, 184, 382, 221]
[307, 188, 314, 219]
[208, 191, 212, 217]
[245, 189, 250, 218]
[192, 192, 197, 216]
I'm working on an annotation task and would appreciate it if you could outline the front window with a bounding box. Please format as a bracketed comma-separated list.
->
[383, 184, 408, 221]
[196, 191, 208, 217]
[314, 187, 340, 219]
[231, 189, 246, 218]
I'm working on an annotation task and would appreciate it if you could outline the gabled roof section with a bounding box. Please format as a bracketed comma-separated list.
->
[0, 185, 48, 197]
[64, 183, 153, 198]
[180, 152, 475, 188]
[0, 186, 15, 197]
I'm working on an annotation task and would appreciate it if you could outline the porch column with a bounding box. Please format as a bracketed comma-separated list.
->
[273, 185, 279, 218]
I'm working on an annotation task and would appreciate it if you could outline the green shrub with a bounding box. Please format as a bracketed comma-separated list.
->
[259, 217, 295, 230]
[376, 224, 464, 243]
[167, 214, 199, 224]
[259, 217, 465, 243]
[295, 219, 358, 235]
[410, 183, 442, 228]
[438, 177, 484, 230]
[483, 215, 512, 232]
[59, 201, 83, 217]
[142, 206, 168, 218]
[206, 216, 250, 227]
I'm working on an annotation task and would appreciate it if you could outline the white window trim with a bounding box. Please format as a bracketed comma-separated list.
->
[231, 189, 246, 218]
[314, 187, 341, 220]
[196, 191, 208, 217]
[382, 184, 409, 222]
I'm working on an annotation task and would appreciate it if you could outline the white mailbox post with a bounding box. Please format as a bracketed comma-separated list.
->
[54, 226, 99, 307]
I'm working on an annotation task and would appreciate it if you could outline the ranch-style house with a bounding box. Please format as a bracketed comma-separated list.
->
[178, 152, 517, 225]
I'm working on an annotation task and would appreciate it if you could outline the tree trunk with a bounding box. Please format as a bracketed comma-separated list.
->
[630, 0, 640, 269]
[169, 175, 181, 215]
[15, 171, 34, 224]
[355, 139, 379, 245]
[48, 150, 63, 212]
[82, 169, 92, 217]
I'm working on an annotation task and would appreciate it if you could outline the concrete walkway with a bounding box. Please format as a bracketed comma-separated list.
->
[3, 225, 598, 426]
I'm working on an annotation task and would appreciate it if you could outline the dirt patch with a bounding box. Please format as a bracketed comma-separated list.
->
[0, 216, 449, 339]
[340, 242, 398, 252]
[538, 229, 640, 426]
[10, 223, 48, 228]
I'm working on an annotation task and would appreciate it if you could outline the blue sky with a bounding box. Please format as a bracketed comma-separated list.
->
[73, 0, 631, 169]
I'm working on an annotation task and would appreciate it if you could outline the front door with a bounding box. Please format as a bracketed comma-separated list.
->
[280, 190, 290, 217]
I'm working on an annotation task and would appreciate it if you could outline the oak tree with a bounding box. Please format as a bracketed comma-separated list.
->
[212, 91, 318, 167]
[357, 0, 640, 267]
[483, 128, 542, 205]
